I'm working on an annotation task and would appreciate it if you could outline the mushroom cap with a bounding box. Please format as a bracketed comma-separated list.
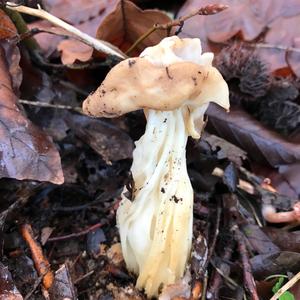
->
[83, 57, 229, 118]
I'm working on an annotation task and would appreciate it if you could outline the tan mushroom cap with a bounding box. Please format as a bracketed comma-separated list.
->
[82, 57, 229, 118]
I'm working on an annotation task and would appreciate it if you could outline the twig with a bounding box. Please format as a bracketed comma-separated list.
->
[201, 272, 208, 300]
[19, 99, 83, 113]
[250, 42, 300, 54]
[212, 167, 255, 194]
[47, 222, 104, 242]
[207, 200, 221, 263]
[126, 4, 228, 55]
[74, 270, 95, 284]
[20, 224, 54, 290]
[5, 2, 127, 59]
[233, 226, 259, 300]
[53, 188, 122, 212]
[24, 272, 45, 300]
[58, 80, 89, 96]
[270, 271, 300, 300]
[211, 261, 239, 289]
[208, 243, 234, 299]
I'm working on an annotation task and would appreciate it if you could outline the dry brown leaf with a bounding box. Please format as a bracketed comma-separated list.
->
[49, 264, 77, 299]
[0, 9, 18, 39]
[0, 263, 23, 300]
[67, 114, 133, 163]
[260, 15, 300, 76]
[30, 0, 118, 60]
[178, 0, 300, 75]
[57, 39, 93, 64]
[96, 0, 171, 54]
[0, 42, 64, 184]
[207, 105, 300, 167]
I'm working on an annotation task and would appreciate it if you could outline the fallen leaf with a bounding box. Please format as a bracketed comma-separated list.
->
[258, 15, 300, 76]
[57, 39, 93, 64]
[159, 270, 191, 300]
[252, 164, 299, 199]
[178, 0, 300, 74]
[41, 227, 54, 245]
[107, 282, 143, 300]
[288, 37, 300, 77]
[86, 227, 106, 257]
[29, 0, 118, 60]
[49, 264, 77, 300]
[0, 42, 64, 184]
[206, 105, 300, 168]
[278, 163, 300, 197]
[242, 224, 280, 255]
[263, 227, 300, 253]
[0, 9, 18, 39]
[66, 114, 134, 163]
[203, 132, 247, 166]
[0, 263, 23, 300]
[107, 243, 124, 267]
[177, 0, 278, 44]
[96, 0, 171, 54]
[250, 251, 300, 280]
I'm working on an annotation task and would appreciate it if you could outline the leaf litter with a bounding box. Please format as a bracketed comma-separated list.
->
[0, 0, 300, 299]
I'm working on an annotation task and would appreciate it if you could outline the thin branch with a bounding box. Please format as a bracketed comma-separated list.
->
[24, 272, 45, 300]
[126, 4, 228, 55]
[212, 167, 255, 195]
[47, 222, 104, 242]
[270, 271, 300, 300]
[5, 2, 127, 59]
[158, 4, 228, 30]
[251, 42, 300, 54]
[19, 99, 83, 113]
[233, 226, 259, 300]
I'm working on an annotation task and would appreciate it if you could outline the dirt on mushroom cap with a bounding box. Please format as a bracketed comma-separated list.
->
[82, 57, 229, 118]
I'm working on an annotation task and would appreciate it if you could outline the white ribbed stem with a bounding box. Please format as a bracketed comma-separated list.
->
[117, 107, 194, 297]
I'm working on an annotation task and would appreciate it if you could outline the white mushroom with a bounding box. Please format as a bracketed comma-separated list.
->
[83, 36, 229, 298]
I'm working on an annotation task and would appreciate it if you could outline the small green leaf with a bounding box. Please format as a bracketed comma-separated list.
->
[272, 277, 285, 293]
[279, 291, 295, 300]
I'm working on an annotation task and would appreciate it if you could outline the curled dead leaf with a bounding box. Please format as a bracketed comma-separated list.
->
[96, 0, 171, 54]
[0, 42, 64, 184]
[178, 0, 300, 75]
[0, 263, 23, 300]
[207, 105, 300, 167]
[57, 39, 93, 65]
[0, 9, 18, 39]
[30, 0, 118, 61]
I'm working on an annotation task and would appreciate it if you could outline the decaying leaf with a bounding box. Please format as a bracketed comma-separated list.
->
[251, 251, 300, 280]
[30, 0, 119, 60]
[207, 105, 300, 168]
[260, 15, 300, 76]
[278, 163, 300, 196]
[0, 9, 18, 40]
[178, 0, 300, 75]
[203, 132, 247, 166]
[0, 42, 64, 184]
[96, 0, 171, 54]
[67, 114, 133, 163]
[263, 227, 300, 253]
[57, 39, 93, 65]
[0, 263, 23, 300]
[49, 264, 77, 300]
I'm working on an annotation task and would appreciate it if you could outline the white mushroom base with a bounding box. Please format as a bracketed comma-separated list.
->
[117, 107, 194, 297]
